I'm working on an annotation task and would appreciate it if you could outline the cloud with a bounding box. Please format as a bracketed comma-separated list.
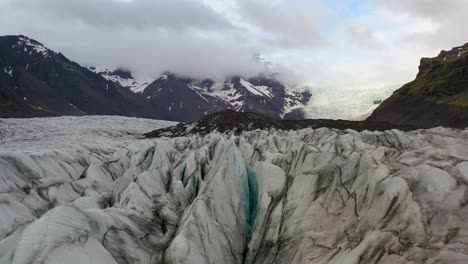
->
[370, 0, 468, 62]
[377, 0, 463, 19]
[233, 0, 326, 48]
[0, 0, 326, 83]
[342, 24, 383, 49]
[0, 0, 269, 80]
[0, 0, 326, 84]
[8, 0, 232, 31]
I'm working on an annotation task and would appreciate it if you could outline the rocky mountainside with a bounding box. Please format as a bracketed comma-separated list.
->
[0, 35, 161, 118]
[1, 116, 468, 263]
[368, 43, 468, 128]
[0, 35, 310, 121]
[138, 74, 311, 122]
[90, 67, 312, 122]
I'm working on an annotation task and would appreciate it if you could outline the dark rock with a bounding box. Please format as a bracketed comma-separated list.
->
[144, 110, 419, 138]
[111, 68, 133, 79]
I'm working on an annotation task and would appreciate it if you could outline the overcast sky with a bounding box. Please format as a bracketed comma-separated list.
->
[1, 0, 468, 91]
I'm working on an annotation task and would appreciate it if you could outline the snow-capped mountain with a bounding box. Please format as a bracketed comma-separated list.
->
[137, 73, 311, 122]
[1, 115, 467, 263]
[0, 34, 312, 121]
[88, 67, 312, 122]
[87, 66, 151, 93]
[0, 35, 163, 118]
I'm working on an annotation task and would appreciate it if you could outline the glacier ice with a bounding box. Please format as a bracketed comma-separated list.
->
[1, 116, 468, 263]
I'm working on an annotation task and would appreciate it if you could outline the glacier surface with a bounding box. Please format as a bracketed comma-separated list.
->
[1, 116, 468, 264]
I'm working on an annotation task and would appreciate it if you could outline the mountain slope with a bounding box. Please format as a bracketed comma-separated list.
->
[140, 74, 230, 122]
[0, 35, 311, 121]
[368, 43, 468, 128]
[0, 35, 162, 118]
[139, 73, 311, 122]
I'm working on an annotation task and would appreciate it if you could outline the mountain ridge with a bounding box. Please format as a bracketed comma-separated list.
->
[0, 34, 162, 118]
[0, 34, 311, 121]
[368, 42, 468, 128]
[89, 68, 312, 122]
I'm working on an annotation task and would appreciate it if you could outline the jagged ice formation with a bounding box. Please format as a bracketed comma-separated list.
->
[1, 116, 468, 263]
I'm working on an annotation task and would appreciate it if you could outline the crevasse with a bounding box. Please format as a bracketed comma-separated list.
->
[180, 164, 188, 186]
[144, 149, 154, 170]
[233, 146, 259, 234]
[244, 165, 259, 235]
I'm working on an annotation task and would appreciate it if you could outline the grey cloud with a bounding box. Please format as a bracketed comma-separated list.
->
[0, 0, 317, 84]
[377, 0, 468, 52]
[7, 0, 231, 31]
[0, 0, 269, 81]
[343, 24, 382, 49]
[234, 0, 324, 48]
[378, 0, 463, 19]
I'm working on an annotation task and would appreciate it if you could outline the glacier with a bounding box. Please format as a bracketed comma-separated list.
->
[1, 116, 468, 263]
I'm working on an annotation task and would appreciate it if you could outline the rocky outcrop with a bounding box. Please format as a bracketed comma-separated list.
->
[368, 43, 468, 128]
[144, 110, 418, 138]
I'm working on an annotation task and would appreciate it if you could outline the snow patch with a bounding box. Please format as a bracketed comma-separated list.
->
[16, 36, 53, 58]
[87, 66, 151, 93]
[3, 66, 13, 77]
[239, 78, 263, 96]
